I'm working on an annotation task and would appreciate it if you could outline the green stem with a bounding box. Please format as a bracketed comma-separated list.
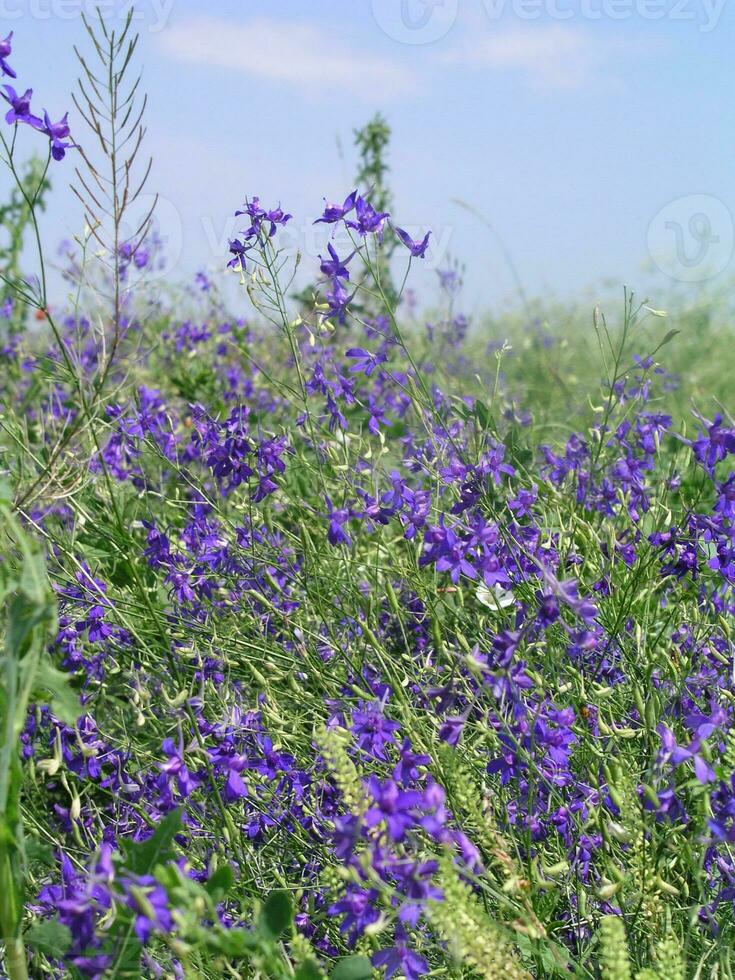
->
[3, 938, 28, 980]
[0, 848, 28, 980]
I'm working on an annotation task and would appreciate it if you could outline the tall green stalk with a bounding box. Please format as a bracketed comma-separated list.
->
[0, 492, 53, 978]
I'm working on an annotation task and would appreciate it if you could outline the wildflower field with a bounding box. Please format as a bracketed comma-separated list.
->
[2, 15, 735, 980]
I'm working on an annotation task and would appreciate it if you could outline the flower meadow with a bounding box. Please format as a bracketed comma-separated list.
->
[2, 19, 735, 980]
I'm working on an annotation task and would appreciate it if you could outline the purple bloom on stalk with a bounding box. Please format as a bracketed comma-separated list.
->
[391, 858, 443, 907]
[438, 716, 465, 746]
[364, 777, 422, 841]
[657, 724, 716, 784]
[709, 775, 735, 841]
[262, 203, 291, 234]
[714, 472, 735, 520]
[345, 347, 388, 377]
[346, 196, 390, 238]
[223, 760, 249, 802]
[323, 278, 355, 324]
[325, 496, 352, 547]
[508, 485, 537, 518]
[0, 33, 16, 78]
[451, 830, 483, 872]
[329, 886, 380, 943]
[227, 238, 249, 270]
[351, 702, 400, 761]
[480, 554, 510, 589]
[373, 941, 429, 980]
[235, 196, 291, 239]
[333, 813, 361, 860]
[393, 225, 431, 258]
[418, 781, 449, 837]
[392, 738, 430, 785]
[2, 85, 40, 126]
[120, 875, 173, 943]
[41, 110, 74, 160]
[689, 412, 735, 475]
[423, 523, 477, 584]
[314, 189, 358, 224]
[534, 707, 577, 767]
[542, 569, 598, 623]
[319, 243, 355, 280]
[70, 955, 113, 979]
[536, 592, 561, 627]
[157, 737, 198, 798]
[642, 785, 686, 824]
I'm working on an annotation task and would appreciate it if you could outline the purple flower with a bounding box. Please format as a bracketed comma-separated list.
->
[393, 225, 431, 258]
[323, 278, 355, 324]
[120, 875, 173, 943]
[41, 110, 74, 161]
[157, 737, 198, 798]
[228, 237, 249, 270]
[351, 703, 401, 761]
[223, 763, 249, 802]
[314, 189, 358, 225]
[345, 347, 388, 377]
[689, 413, 735, 475]
[392, 739, 430, 785]
[542, 570, 598, 623]
[657, 724, 716, 784]
[329, 886, 380, 943]
[325, 496, 352, 547]
[70, 955, 113, 979]
[235, 196, 291, 239]
[364, 777, 423, 841]
[320, 243, 355, 280]
[2, 84, 40, 126]
[0, 32, 16, 79]
[421, 522, 477, 584]
[333, 813, 361, 861]
[508, 485, 537, 519]
[346, 196, 390, 238]
[438, 716, 465, 746]
[373, 942, 428, 980]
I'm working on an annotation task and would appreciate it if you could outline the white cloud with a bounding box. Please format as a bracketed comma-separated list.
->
[156, 16, 414, 100]
[443, 25, 620, 90]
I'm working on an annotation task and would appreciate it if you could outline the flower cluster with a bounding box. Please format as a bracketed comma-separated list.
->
[1, 33, 73, 160]
[227, 196, 292, 271]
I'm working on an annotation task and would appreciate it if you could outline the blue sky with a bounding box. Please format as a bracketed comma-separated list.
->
[2, 0, 734, 312]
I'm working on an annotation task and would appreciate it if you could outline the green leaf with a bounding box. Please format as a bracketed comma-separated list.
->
[25, 918, 72, 959]
[19, 548, 50, 606]
[121, 808, 182, 876]
[516, 934, 570, 977]
[330, 955, 373, 980]
[259, 888, 293, 939]
[474, 399, 493, 431]
[296, 959, 324, 980]
[25, 836, 55, 867]
[204, 864, 235, 902]
[210, 927, 259, 956]
[651, 328, 680, 356]
[33, 660, 80, 725]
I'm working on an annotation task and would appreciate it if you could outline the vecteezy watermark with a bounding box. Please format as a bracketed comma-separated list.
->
[647, 194, 734, 283]
[372, 0, 725, 39]
[482, 0, 726, 31]
[116, 192, 184, 282]
[0, 0, 176, 33]
[371, 0, 459, 44]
